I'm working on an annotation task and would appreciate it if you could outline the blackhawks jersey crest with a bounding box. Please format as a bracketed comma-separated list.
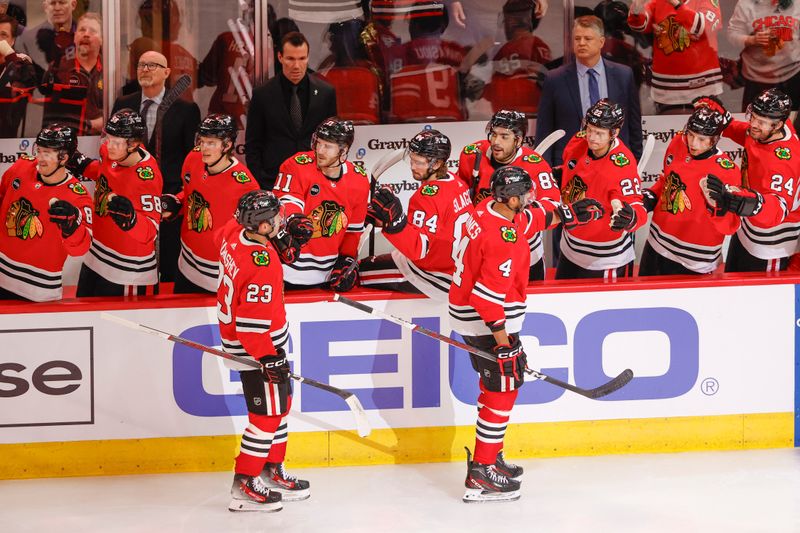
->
[186, 191, 213, 232]
[500, 226, 517, 243]
[420, 184, 439, 196]
[716, 157, 735, 169]
[523, 153, 543, 164]
[137, 166, 155, 180]
[775, 147, 791, 160]
[563, 175, 588, 203]
[94, 175, 113, 216]
[463, 143, 479, 155]
[310, 200, 347, 238]
[252, 250, 270, 266]
[655, 15, 690, 55]
[661, 171, 691, 214]
[5, 197, 43, 239]
[232, 171, 251, 184]
[610, 153, 630, 167]
[69, 182, 87, 195]
[294, 154, 313, 165]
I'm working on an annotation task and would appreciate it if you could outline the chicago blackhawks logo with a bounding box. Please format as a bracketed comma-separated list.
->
[716, 157, 735, 169]
[563, 175, 588, 203]
[523, 154, 543, 164]
[463, 144, 479, 155]
[69, 183, 87, 195]
[655, 15, 690, 55]
[775, 147, 791, 160]
[575, 131, 587, 138]
[5, 197, 43, 239]
[610, 153, 630, 167]
[661, 171, 691, 214]
[310, 200, 347, 238]
[354, 164, 367, 176]
[94, 175, 113, 216]
[420, 184, 439, 196]
[20, 154, 36, 161]
[186, 191, 213, 232]
[232, 171, 251, 184]
[137, 166, 155, 180]
[294, 154, 313, 165]
[252, 250, 270, 266]
[500, 226, 517, 243]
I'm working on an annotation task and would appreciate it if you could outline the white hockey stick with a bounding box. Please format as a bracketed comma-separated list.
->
[101, 313, 371, 437]
[637, 134, 655, 174]
[369, 147, 406, 189]
[533, 129, 565, 155]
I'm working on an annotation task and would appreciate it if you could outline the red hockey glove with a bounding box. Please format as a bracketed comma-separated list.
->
[286, 213, 313, 245]
[493, 335, 527, 381]
[557, 198, 604, 229]
[329, 255, 359, 292]
[258, 354, 290, 384]
[107, 195, 137, 231]
[48, 199, 81, 238]
[610, 201, 637, 231]
[368, 186, 407, 234]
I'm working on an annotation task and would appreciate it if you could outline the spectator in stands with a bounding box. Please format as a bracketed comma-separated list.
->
[17, 0, 77, 82]
[728, 0, 800, 112]
[0, 14, 36, 137]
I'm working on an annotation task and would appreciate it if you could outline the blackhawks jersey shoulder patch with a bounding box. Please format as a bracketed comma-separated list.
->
[354, 164, 367, 176]
[232, 170, 251, 184]
[500, 225, 517, 243]
[463, 143, 479, 155]
[716, 157, 735, 169]
[69, 182, 88, 195]
[252, 249, 270, 266]
[420, 184, 439, 196]
[294, 154, 314, 165]
[610, 152, 630, 167]
[775, 147, 791, 160]
[136, 166, 155, 180]
[523, 153, 543, 164]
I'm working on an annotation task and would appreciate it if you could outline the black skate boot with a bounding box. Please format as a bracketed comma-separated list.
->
[494, 451, 523, 480]
[228, 473, 283, 512]
[463, 447, 521, 503]
[261, 462, 311, 501]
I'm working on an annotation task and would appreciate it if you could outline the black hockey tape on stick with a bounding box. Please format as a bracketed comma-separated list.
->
[101, 313, 371, 437]
[333, 295, 634, 399]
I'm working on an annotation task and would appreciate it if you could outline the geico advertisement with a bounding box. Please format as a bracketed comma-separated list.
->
[0, 285, 794, 444]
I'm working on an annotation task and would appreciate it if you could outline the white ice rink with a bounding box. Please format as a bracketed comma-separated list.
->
[2, 448, 799, 533]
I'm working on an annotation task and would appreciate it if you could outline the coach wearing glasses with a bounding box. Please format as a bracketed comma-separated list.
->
[112, 50, 200, 283]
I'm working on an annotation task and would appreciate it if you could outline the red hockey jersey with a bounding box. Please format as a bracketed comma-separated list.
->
[81, 144, 163, 285]
[646, 133, 741, 273]
[217, 219, 289, 378]
[175, 150, 259, 291]
[0, 157, 92, 301]
[449, 199, 548, 337]
[628, 0, 723, 104]
[560, 134, 646, 270]
[198, 31, 253, 128]
[273, 152, 370, 285]
[723, 120, 800, 259]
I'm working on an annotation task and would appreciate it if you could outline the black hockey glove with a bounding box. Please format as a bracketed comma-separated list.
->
[610, 201, 637, 232]
[107, 194, 137, 231]
[65, 150, 94, 178]
[493, 335, 527, 381]
[329, 255, 359, 292]
[368, 186, 407, 234]
[642, 188, 658, 212]
[258, 353, 290, 384]
[706, 174, 764, 217]
[271, 227, 302, 264]
[160, 193, 182, 221]
[557, 198, 604, 230]
[47, 199, 81, 238]
[286, 213, 313, 245]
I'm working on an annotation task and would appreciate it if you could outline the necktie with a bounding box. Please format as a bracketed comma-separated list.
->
[588, 68, 600, 106]
[290, 85, 302, 132]
[141, 99, 155, 141]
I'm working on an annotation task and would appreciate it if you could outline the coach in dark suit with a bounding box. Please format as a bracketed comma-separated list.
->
[112, 50, 200, 282]
[536, 15, 642, 167]
[246, 32, 337, 189]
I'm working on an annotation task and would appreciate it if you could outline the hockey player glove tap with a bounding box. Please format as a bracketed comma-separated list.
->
[258, 354, 290, 384]
[368, 186, 407, 234]
[642, 188, 658, 212]
[706, 174, 764, 217]
[610, 201, 637, 231]
[47, 199, 81, 238]
[286, 214, 313, 245]
[107, 195, 137, 231]
[557, 198, 604, 230]
[329, 255, 359, 292]
[160, 193, 181, 221]
[493, 335, 527, 381]
[271, 227, 302, 264]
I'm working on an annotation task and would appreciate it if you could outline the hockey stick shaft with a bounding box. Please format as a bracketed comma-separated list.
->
[333, 295, 633, 399]
[101, 313, 371, 436]
[637, 134, 655, 174]
[534, 129, 565, 156]
[470, 145, 482, 201]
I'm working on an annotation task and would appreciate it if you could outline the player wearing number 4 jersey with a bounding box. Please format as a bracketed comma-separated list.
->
[218, 190, 310, 513]
[70, 109, 164, 297]
[0, 125, 92, 302]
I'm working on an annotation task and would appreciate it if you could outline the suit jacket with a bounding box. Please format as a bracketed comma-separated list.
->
[245, 73, 337, 189]
[536, 58, 643, 167]
[112, 90, 201, 194]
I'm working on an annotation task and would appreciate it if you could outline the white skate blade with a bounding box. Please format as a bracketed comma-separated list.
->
[462, 488, 521, 503]
[228, 498, 283, 512]
[266, 486, 311, 502]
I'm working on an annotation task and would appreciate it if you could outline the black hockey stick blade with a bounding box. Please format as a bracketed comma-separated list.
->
[527, 367, 634, 399]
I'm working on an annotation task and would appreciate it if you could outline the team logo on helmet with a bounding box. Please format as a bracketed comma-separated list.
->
[463, 143, 479, 155]
[94, 175, 112, 216]
[295, 154, 313, 165]
[5, 197, 43, 239]
[662, 171, 691, 214]
[500, 226, 518, 243]
[610, 153, 630, 167]
[775, 147, 791, 160]
[523, 154, 543, 164]
[69, 183, 87, 195]
[310, 200, 347, 238]
[232, 171, 251, 184]
[716, 157, 735, 169]
[563, 175, 588, 203]
[186, 191, 213, 233]
[420, 184, 439, 196]
[655, 16, 690, 55]
[137, 166, 155, 180]
[252, 250, 270, 267]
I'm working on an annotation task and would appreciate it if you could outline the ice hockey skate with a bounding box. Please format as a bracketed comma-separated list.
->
[261, 462, 311, 501]
[228, 473, 283, 512]
[463, 448, 521, 503]
[494, 451, 523, 480]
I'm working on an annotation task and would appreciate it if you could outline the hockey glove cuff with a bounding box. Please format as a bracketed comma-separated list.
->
[258, 354, 290, 384]
[493, 336, 526, 381]
[329, 255, 359, 292]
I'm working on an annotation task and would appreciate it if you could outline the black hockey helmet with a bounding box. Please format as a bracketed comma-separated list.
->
[198, 113, 237, 144]
[105, 108, 147, 140]
[312, 117, 355, 150]
[502, 0, 539, 33]
[235, 190, 282, 231]
[490, 165, 534, 203]
[486, 109, 527, 139]
[686, 106, 726, 137]
[750, 88, 792, 121]
[584, 98, 625, 131]
[408, 129, 451, 161]
[36, 123, 78, 155]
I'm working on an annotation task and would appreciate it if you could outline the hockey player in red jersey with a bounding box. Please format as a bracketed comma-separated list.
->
[703, 89, 800, 272]
[71, 109, 164, 297]
[457, 110, 561, 280]
[273, 118, 368, 291]
[359, 129, 473, 299]
[557, 99, 646, 280]
[0, 124, 92, 301]
[159, 114, 259, 294]
[450, 166, 601, 503]
[639, 106, 742, 275]
[219, 190, 310, 512]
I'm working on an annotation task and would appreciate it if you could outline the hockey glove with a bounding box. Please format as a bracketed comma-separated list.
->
[706, 174, 764, 217]
[48, 199, 81, 238]
[493, 335, 527, 381]
[65, 150, 94, 178]
[160, 193, 181, 221]
[286, 213, 313, 245]
[610, 201, 637, 231]
[557, 198, 604, 230]
[692, 95, 732, 129]
[368, 186, 407, 234]
[271, 228, 302, 264]
[329, 255, 359, 292]
[642, 188, 658, 212]
[107, 194, 137, 231]
[258, 354, 290, 384]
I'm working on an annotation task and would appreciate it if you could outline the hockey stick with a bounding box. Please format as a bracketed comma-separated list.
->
[365, 147, 405, 256]
[637, 134, 655, 174]
[533, 129, 566, 156]
[333, 295, 633, 399]
[469, 144, 482, 202]
[101, 313, 371, 437]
